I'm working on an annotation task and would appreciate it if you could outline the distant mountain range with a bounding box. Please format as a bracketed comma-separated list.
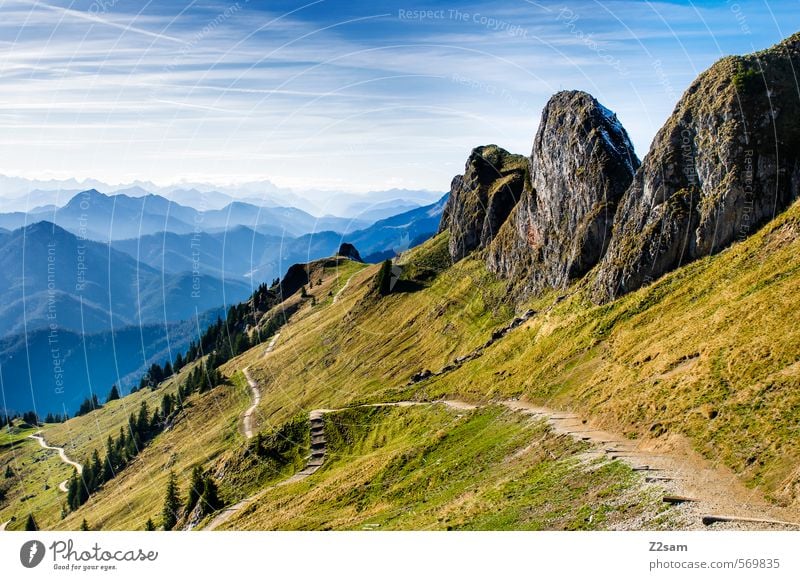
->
[0, 176, 444, 218]
[0, 221, 252, 338]
[111, 194, 449, 281]
[0, 309, 225, 416]
[0, 189, 371, 241]
[0, 188, 447, 416]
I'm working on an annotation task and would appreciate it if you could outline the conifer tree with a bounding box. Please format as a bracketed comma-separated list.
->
[24, 513, 38, 531]
[66, 472, 79, 510]
[136, 402, 150, 441]
[103, 435, 116, 481]
[200, 475, 222, 515]
[91, 450, 102, 484]
[161, 393, 174, 418]
[161, 471, 181, 530]
[83, 461, 95, 495]
[106, 384, 120, 402]
[375, 259, 393, 295]
[80, 519, 89, 531]
[144, 518, 156, 531]
[150, 408, 162, 432]
[186, 465, 204, 513]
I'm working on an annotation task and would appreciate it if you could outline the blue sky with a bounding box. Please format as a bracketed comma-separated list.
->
[0, 0, 798, 192]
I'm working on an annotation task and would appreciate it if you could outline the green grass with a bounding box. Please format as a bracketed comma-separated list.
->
[223, 405, 669, 530]
[5, 200, 800, 528]
[1, 435, 74, 530]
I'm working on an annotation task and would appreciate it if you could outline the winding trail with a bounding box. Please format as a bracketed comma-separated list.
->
[502, 400, 800, 529]
[241, 369, 261, 440]
[208, 393, 800, 530]
[0, 520, 9, 531]
[28, 432, 82, 493]
[206, 399, 475, 530]
[241, 333, 281, 440]
[332, 273, 354, 303]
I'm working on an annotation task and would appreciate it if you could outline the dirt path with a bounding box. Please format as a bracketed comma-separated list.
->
[502, 400, 800, 529]
[0, 520, 9, 531]
[29, 432, 83, 493]
[332, 274, 354, 303]
[206, 399, 475, 530]
[241, 334, 281, 440]
[241, 369, 261, 440]
[210, 393, 800, 531]
[262, 333, 280, 358]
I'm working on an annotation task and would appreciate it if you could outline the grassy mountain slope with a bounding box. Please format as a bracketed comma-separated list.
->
[2, 199, 798, 529]
[222, 404, 670, 531]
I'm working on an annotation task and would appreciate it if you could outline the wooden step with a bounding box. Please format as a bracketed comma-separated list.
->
[663, 495, 699, 504]
[702, 514, 800, 528]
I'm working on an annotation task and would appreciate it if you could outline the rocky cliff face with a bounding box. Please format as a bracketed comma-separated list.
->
[592, 33, 800, 302]
[438, 145, 529, 262]
[487, 91, 639, 292]
[337, 242, 363, 262]
[438, 34, 800, 304]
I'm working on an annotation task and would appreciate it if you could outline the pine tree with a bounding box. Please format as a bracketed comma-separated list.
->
[185, 466, 204, 513]
[91, 450, 103, 490]
[150, 409, 162, 432]
[235, 333, 250, 355]
[106, 384, 120, 402]
[24, 513, 38, 531]
[103, 435, 116, 481]
[116, 427, 127, 457]
[83, 461, 95, 495]
[200, 475, 222, 515]
[4, 464, 14, 478]
[67, 471, 79, 510]
[144, 518, 156, 531]
[161, 393, 174, 418]
[125, 431, 138, 459]
[161, 471, 181, 531]
[80, 519, 89, 531]
[375, 259, 393, 295]
[136, 402, 150, 441]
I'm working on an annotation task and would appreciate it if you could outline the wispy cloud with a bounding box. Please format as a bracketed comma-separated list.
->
[0, 0, 798, 192]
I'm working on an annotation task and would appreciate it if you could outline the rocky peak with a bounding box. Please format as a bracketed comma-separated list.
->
[438, 145, 529, 262]
[593, 33, 800, 302]
[487, 90, 639, 292]
[336, 242, 363, 262]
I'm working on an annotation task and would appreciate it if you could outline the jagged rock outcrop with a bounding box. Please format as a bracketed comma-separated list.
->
[593, 33, 800, 302]
[336, 243, 363, 262]
[438, 145, 529, 261]
[486, 91, 639, 292]
[278, 263, 308, 299]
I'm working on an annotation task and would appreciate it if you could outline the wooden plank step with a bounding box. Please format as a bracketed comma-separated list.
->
[663, 495, 699, 504]
[701, 514, 800, 528]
